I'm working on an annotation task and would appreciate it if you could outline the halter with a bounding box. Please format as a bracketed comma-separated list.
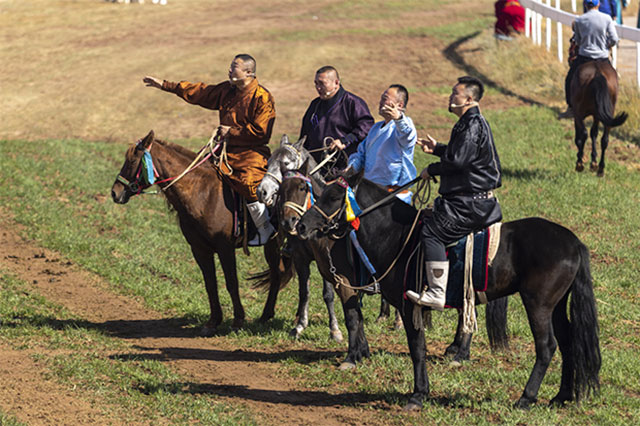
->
[116, 137, 216, 197]
[281, 171, 315, 218]
[309, 176, 355, 238]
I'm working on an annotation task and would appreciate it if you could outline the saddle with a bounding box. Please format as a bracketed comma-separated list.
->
[228, 191, 279, 253]
[404, 222, 502, 309]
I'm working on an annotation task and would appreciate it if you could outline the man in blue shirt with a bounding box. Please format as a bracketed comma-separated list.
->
[559, 0, 619, 119]
[347, 84, 417, 203]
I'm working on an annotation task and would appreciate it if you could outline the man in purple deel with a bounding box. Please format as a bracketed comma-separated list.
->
[300, 66, 374, 170]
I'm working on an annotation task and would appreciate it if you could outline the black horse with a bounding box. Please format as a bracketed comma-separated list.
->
[296, 171, 601, 410]
[266, 138, 508, 367]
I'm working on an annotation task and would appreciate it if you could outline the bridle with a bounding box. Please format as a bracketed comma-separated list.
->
[281, 171, 315, 217]
[279, 171, 316, 235]
[116, 138, 217, 197]
[116, 143, 165, 196]
[310, 176, 353, 239]
[263, 144, 306, 187]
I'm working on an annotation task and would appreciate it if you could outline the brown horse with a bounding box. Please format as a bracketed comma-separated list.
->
[111, 130, 292, 336]
[570, 59, 627, 176]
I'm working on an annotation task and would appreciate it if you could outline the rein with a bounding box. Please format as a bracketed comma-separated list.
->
[117, 131, 219, 196]
[317, 177, 433, 291]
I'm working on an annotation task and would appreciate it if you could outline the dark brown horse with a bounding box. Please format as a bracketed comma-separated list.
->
[111, 130, 292, 336]
[570, 59, 627, 176]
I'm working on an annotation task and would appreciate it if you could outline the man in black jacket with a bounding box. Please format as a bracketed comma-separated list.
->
[406, 76, 502, 310]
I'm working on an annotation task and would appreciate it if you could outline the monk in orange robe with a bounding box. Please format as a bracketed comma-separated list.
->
[143, 54, 276, 245]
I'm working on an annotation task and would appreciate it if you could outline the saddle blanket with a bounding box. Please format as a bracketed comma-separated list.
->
[404, 222, 502, 309]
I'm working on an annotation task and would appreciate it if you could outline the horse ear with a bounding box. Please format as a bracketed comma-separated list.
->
[141, 130, 154, 149]
[293, 135, 306, 150]
[345, 168, 364, 187]
[298, 157, 310, 175]
[280, 134, 290, 146]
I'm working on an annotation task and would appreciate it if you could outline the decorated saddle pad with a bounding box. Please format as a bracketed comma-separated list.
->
[404, 223, 501, 309]
[443, 228, 491, 309]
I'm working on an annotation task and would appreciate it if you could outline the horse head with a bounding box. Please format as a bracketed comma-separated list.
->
[258, 134, 308, 207]
[111, 130, 155, 204]
[277, 158, 319, 235]
[296, 169, 364, 240]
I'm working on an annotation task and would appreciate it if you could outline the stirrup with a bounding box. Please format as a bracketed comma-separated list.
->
[360, 281, 380, 295]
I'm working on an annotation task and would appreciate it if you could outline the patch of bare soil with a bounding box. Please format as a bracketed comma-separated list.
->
[0, 214, 399, 425]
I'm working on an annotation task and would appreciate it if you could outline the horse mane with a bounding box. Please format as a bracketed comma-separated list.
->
[153, 138, 198, 160]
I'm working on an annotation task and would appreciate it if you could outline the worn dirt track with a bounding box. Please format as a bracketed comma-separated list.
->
[0, 211, 407, 425]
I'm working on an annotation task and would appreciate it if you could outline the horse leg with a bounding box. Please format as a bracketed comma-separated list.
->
[549, 291, 574, 407]
[217, 244, 245, 331]
[445, 308, 472, 365]
[597, 126, 610, 177]
[336, 283, 370, 370]
[486, 296, 510, 352]
[589, 119, 599, 172]
[394, 308, 404, 330]
[400, 302, 430, 411]
[574, 118, 587, 172]
[190, 246, 222, 337]
[377, 297, 391, 323]
[289, 254, 310, 339]
[515, 302, 557, 409]
[322, 278, 344, 343]
[258, 238, 285, 323]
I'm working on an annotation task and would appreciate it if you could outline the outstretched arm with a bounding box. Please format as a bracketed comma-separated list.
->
[143, 76, 163, 89]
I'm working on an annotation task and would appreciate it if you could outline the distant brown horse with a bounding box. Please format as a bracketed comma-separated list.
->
[570, 59, 627, 176]
[111, 130, 292, 336]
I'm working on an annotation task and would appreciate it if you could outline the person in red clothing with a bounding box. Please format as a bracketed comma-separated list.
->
[495, 0, 525, 38]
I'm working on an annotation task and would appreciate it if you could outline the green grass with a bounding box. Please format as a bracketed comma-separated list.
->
[0, 271, 257, 424]
[1, 98, 639, 423]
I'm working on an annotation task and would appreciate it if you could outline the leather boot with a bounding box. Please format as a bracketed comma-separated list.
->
[406, 261, 449, 311]
[247, 201, 275, 246]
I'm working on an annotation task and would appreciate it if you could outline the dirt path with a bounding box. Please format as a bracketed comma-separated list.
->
[0, 214, 400, 425]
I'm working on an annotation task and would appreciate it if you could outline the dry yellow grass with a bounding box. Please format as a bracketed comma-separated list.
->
[2, 0, 638, 151]
[1, 0, 497, 144]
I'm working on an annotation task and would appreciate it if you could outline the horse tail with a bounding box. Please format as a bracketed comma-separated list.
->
[591, 73, 628, 127]
[249, 254, 294, 291]
[570, 242, 601, 402]
[485, 296, 510, 352]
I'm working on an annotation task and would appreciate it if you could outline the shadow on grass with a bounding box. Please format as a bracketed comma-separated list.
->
[112, 346, 346, 365]
[501, 167, 550, 181]
[443, 32, 550, 110]
[0, 313, 290, 339]
[136, 380, 401, 408]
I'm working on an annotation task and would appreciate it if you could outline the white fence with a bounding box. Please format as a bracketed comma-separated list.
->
[520, 0, 640, 86]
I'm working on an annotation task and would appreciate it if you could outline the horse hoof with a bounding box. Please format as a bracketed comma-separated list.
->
[330, 330, 344, 343]
[338, 361, 356, 371]
[231, 318, 244, 331]
[403, 402, 422, 411]
[258, 314, 273, 323]
[200, 325, 217, 337]
[449, 360, 463, 368]
[575, 163, 584, 172]
[514, 397, 536, 410]
[289, 328, 302, 339]
[590, 162, 598, 172]
[597, 169, 604, 177]
[549, 395, 571, 408]
[444, 344, 459, 357]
